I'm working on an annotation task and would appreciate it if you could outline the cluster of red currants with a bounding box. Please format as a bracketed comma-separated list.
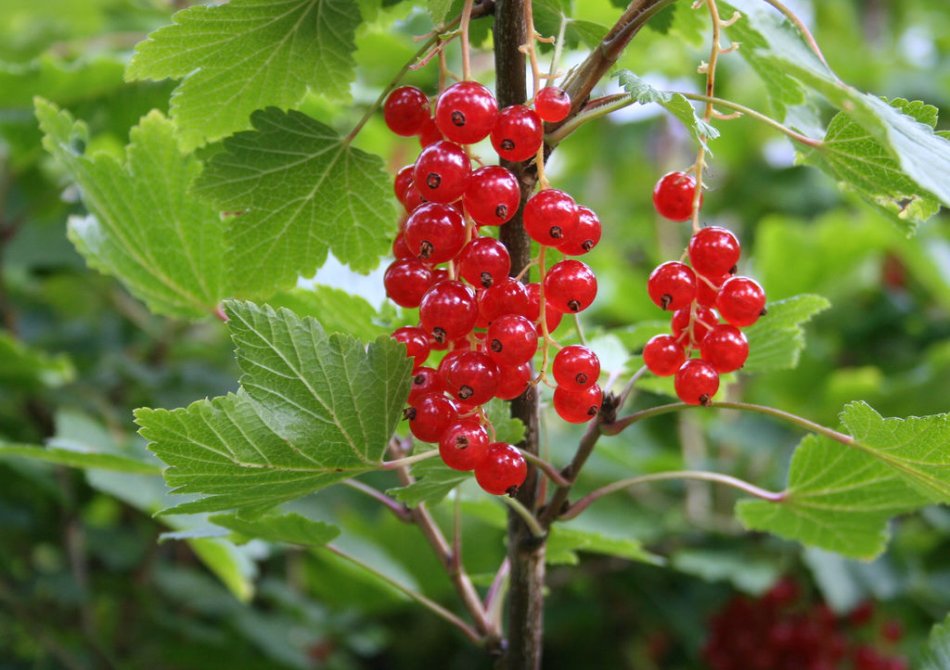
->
[643, 172, 767, 406]
[704, 578, 908, 670]
[382, 81, 602, 495]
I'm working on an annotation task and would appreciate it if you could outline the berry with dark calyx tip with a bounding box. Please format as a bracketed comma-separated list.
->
[671, 304, 718, 345]
[534, 86, 571, 123]
[544, 260, 597, 313]
[408, 366, 443, 402]
[495, 362, 532, 400]
[439, 419, 490, 471]
[689, 226, 741, 277]
[413, 140, 471, 203]
[523, 188, 579, 246]
[552, 345, 600, 389]
[491, 105, 543, 162]
[404, 202, 466, 263]
[419, 280, 478, 343]
[405, 392, 458, 443]
[458, 237, 511, 288]
[384, 258, 433, 308]
[674, 359, 719, 406]
[647, 261, 697, 311]
[435, 81, 499, 145]
[696, 271, 730, 307]
[445, 351, 500, 405]
[524, 283, 563, 333]
[391, 326, 430, 370]
[478, 278, 530, 323]
[642, 334, 686, 376]
[487, 314, 538, 366]
[392, 231, 413, 259]
[700, 324, 749, 373]
[717, 276, 767, 327]
[463, 166, 521, 226]
[653, 171, 701, 221]
[418, 116, 443, 147]
[557, 205, 602, 256]
[553, 384, 603, 423]
[384, 86, 430, 136]
[474, 442, 527, 495]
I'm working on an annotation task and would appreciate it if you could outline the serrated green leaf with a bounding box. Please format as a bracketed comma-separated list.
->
[645, 3, 675, 34]
[743, 294, 830, 372]
[210, 512, 340, 547]
[267, 285, 388, 339]
[195, 108, 396, 296]
[136, 301, 413, 514]
[127, 0, 362, 148]
[617, 71, 719, 150]
[923, 614, 950, 670]
[484, 398, 526, 445]
[0, 331, 74, 388]
[546, 525, 662, 566]
[0, 55, 124, 107]
[0, 444, 160, 474]
[36, 99, 227, 320]
[387, 455, 466, 506]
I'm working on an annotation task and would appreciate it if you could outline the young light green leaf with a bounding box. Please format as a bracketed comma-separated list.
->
[546, 526, 663, 566]
[195, 108, 396, 296]
[135, 301, 413, 514]
[127, 0, 362, 148]
[0, 331, 74, 388]
[36, 100, 227, 320]
[0, 443, 160, 474]
[210, 512, 340, 547]
[266, 285, 388, 339]
[484, 398, 526, 445]
[743, 294, 830, 372]
[922, 614, 950, 670]
[617, 71, 719, 150]
[387, 455, 467, 507]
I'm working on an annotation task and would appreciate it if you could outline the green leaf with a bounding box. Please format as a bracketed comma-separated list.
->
[534, 1, 608, 50]
[135, 301, 413, 514]
[127, 0, 362, 148]
[195, 108, 396, 296]
[617, 71, 719, 150]
[387, 455, 467, 507]
[0, 444, 160, 474]
[546, 525, 663, 566]
[210, 512, 340, 547]
[922, 614, 950, 670]
[484, 398, 526, 445]
[36, 99, 227, 320]
[267, 285, 388, 339]
[743, 294, 830, 372]
[0, 331, 74, 388]
[645, 4, 676, 34]
[427, 0, 456, 25]
[0, 55, 124, 107]
[671, 549, 781, 595]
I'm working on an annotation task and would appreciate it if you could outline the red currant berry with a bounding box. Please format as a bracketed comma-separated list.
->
[553, 384, 603, 423]
[394, 165, 424, 212]
[524, 283, 563, 334]
[418, 116, 443, 147]
[463, 166, 521, 226]
[495, 362, 531, 400]
[439, 419, 490, 471]
[544, 260, 597, 313]
[491, 105, 543, 162]
[717, 276, 767, 327]
[674, 359, 719, 406]
[408, 366, 444, 402]
[523, 188, 578, 246]
[404, 202, 466, 263]
[445, 351, 500, 405]
[384, 258, 433, 308]
[478, 278, 530, 323]
[487, 314, 538, 367]
[557, 205, 601, 256]
[642, 334, 686, 376]
[671, 304, 718, 346]
[413, 140, 471, 203]
[435, 81, 499, 145]
[653, 171, 701, 221]
[419, 280, 478, 343]
[696, 272, 730, 307]
[384, 86, 430, 136]
[474, 442, 527, 495]
[689, 226, 741, 277]
[647, 261, 696, 311]
[392, 326, 430, 370]
[437, 348, 467, 387]
[405, 392, 458, 442]
[457, 237, 511, 288]
[533, 86, 571, 123]
[700, 324, 749, 373]
[552, 345, 600, 389]
[392, 231, 413, 259]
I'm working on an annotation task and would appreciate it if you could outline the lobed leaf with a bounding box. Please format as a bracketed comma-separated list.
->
[0, 443, 160, 474]
[210, 512, 340, 547]
[617, 71, 719, 151]
[743, 294, 830, 372]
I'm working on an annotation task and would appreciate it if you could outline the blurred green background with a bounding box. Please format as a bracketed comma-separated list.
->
[0, 0, 947, 667]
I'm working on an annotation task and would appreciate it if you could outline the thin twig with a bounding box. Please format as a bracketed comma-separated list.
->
[500, 495, 546, 538]
[382, 449, 441, 469]
[343, 479, 412, 522]
[518, 448, 571, 487]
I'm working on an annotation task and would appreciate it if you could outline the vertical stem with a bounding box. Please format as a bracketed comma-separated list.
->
[494, 2, 546, 668]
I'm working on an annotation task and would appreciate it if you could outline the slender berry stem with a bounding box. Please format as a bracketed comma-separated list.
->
[517, 447, 570, 487]
[500, 494, 546, 538]
[381, 448, 441, 469]
[343, 479, 412, 522]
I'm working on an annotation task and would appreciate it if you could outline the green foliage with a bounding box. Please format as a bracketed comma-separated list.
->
[211, 512, 340, 547]
[743, 294, 831, 372]
[0, 443, 159, 473]
[546, 525, 662, 566]
[617, 70, 719, 150]
[923, 614, 950, 670]
[0, 331, 74, 388]
[0, 56, 125, 106]
[388, 455, 467, 506]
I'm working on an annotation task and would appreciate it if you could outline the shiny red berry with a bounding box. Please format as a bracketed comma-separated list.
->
[647, 261, 696, 311]
[671, 304, 718, 346]
[478, 278, 530, 323]
[487, 314, 538, 367]
[463, 166, 521, 226]
[553, 384, 603, 423]
[524, 283, 563, 334]
[696, 271, 730, 307]
[384, 86, 430, 136]
[523, 188, 578, 246]
[653, 171, 701, 221]
[491, 105, 543, 162]
[439, 419, 490, 471]
[495, 362, 532, 400]
[534, 86, 571, 122]
[408, 366, 444, 402]
[552, 345, 600, 389]
[419, 280, 478, 343]
[394, 165, 425, 212]
[435, 81, 499, 145]
[674, 359, 719, 405]
[418, 116, 443, 147]
[700, 324, 749, 373]
[437, 349, 467, 387]
[717, 276, 767, 327]
[643, 335, 686, 376]
[405, 392, 458, 442]
[445, 351, 500, 405]
[689, 226, 741, 277]
[457, 237, 511, 288]
[557, 205, 601, 256]
[384, 259, 433, 308]
[474, 442, 527, 495]
[413, 140, 471, 203]
[544, 260, 597, 313]
[404, 202, 466, 263]
[392, 231, 413, 259]
[392, 326, 430, 370]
